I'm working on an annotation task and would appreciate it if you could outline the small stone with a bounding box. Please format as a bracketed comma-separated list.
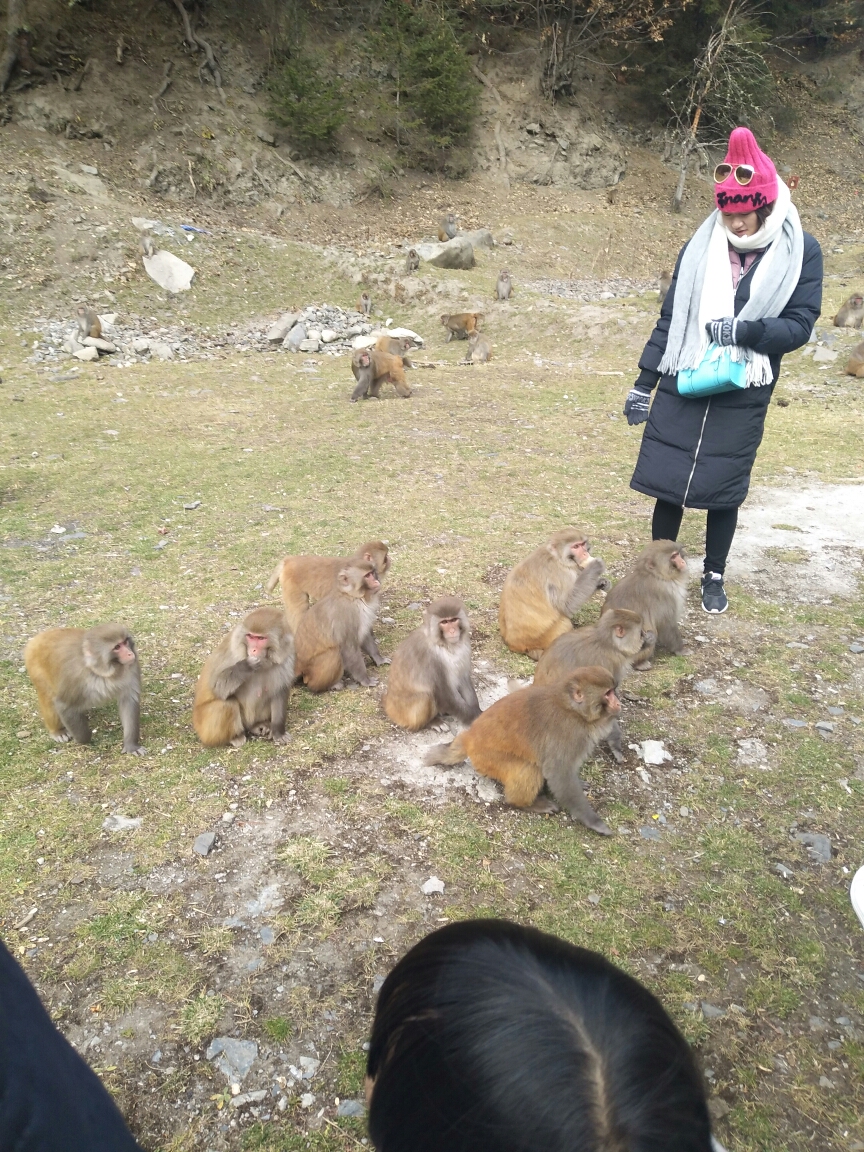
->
[815, 721, 834, 733]
[795, 831, 831, 863]
[818, 1075, 835, 1088]
[782, 718, 808, 729]
[836, 1015, 852, 1026]
[206, 1037, 258, 1084]
[299, 339, 320, 353]
[132, 338, 150, 353]
[149, 341, 174, 360]
[372, 974, 385, 994]
[639, 825, 662, 841]
[679, 805, 689, 817]
[193, 831, 217, 856]
[587, 893, 601, 905]
[259, 926, 275, 945]
[231, 1089, 267, 1108]
[73, 346, 99, 361]
[337, 1100, 365, 1118]
[16, 730, 31, 739]
[695, 678, 718, 695]
[183, 500, 201, 510]
[775, 862, 794, 879]
[421, 876, 445, 895]
[849, 643, 864, 654]
[222, 811, 235, 824]
[525, 123, 541, 135]
[827, 706, 844, 716]
[300, 1093, 315, 1109]
[827, 1039, 842, 1050]
[256, 130, 275, 146]
[80, 164, 98, 175]
[701, 1002, 726, 1018]
[599, 291, 614, 300]
[813, 346, 838, 363]
[707, 1098, 731, 1121]
[638, 740, 671, 765]
[407, 602, 421, 610]
[267, 313, 298, 342]
[284, 322, 306, 350]
[299, 1056, 320, 1079]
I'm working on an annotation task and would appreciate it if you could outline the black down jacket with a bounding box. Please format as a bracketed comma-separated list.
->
[630, 230, 822, 509]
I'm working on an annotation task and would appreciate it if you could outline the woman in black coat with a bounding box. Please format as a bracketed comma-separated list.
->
[624, 127, 822, 614]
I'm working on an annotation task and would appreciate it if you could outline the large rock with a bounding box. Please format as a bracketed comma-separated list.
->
[267, 312, 299, 342]
[458, 228, 495, 250]
[415, 236, 475, 270]
[143, 250, 196, 293]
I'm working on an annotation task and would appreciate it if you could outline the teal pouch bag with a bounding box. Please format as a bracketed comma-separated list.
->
[677, 345, 747, 398]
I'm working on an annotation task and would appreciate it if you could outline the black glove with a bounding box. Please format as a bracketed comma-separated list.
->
[623, 385, 651, 426]
[705, 317, 740, 346]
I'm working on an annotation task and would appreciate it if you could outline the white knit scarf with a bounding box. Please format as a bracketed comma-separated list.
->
[659, 180, 804, 387]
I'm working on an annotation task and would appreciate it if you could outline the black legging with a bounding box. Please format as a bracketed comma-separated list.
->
[652, 499, 738, 575]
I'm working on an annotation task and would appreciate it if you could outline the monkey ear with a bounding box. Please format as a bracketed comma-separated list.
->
[570, 684, 584, 703]
[615, 625, 626, 637]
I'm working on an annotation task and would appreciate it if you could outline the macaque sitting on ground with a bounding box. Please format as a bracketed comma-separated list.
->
[266, 540, 390, 632]
[294, 562, 382, 692]
[498, 530, 609, 658]
[383, 597, 481, 730]
[601, 540, 688, 668]
[193, 607, 295, 747]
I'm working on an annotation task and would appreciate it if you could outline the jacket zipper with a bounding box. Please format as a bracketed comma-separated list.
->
[682, 399, 711, 506]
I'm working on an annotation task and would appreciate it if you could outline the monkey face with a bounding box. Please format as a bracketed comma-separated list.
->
[439, 617, 462, 643]
[246, 633, 269, 665]
[569, 539, 590, 565]
[670, 549, 687, 572]
[113, 638, 137, 666]
[363, 571, 381, 593]
[604, 688, 621, 715]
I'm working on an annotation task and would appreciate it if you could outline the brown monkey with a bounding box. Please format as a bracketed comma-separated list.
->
[834, 293, 864, 328]
[382, 596, 481, 730]
[265, 539, 391, 636]
[464, 331, 492, 363]
[498, 530, 609, 659]
[358, 291, 372, 317]
[404, 248, 419, 275]
[845, 339, 864, 377]
[294, 562, 382, 692]
[496, 269, 512, 300]
[350, 347, 411, 401]
[76, 306, 102, 340]
[425, 667, 620, 836]
[374, 334, 417, 366]
[441, 312, 483, 342]
[534, 608, 652, 762]
[192, 607, 294, 748]
[438, 212, 457, 242]
[24, 623, 143, 753]
[138, 231, 156, 259]
[658, 271, 672, 305]
[601, 540, 688, 668]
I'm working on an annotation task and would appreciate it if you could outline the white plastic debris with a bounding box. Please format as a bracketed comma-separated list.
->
[636, 740, 672, 766]
[421, 876, 445, 895]
[102, 814, 142, 832]
[143, 250, 195, 293]
[851, 866, 864, 929]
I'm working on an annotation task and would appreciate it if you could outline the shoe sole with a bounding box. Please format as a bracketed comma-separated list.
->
[701, 600, 728, 614]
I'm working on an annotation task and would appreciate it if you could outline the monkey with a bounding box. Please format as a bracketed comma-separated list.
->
[76, 306, 102, 340]
[533, 608, 653, 762]
[382, 596, 481, 731]
[833, 293, 864, 329]
[138, 231, 156, 259]
[658, 271, 672, 305]
[463, 331, 492, 364]
[358, 291, 372, 317]
[425, 667, 620, 836]
[404, 248, 419, 275]
[845, 339, 864, 378]
[24, 623, 143, 754]
[265, 539, 391, 636]
[496, 269, 512, 300]
[350, 346, 411, 401]
[601, 539, 688, 669]
[438, 212, 457, 242]
[192, 607, 294, 748]
[498, 530, 609, 659]
[440, 312, 483, 342]
[374, 334, 417, 367]
[294, 562, 382, 692]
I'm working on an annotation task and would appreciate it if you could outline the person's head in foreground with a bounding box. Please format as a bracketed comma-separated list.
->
[366, 918, 718, 1152]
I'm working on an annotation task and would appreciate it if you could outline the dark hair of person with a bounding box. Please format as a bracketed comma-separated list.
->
[755, 201, 775, 227]
[367, 919, 713, 1152]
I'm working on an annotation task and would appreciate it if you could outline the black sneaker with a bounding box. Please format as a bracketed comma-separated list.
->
[701, 571, 728, 614]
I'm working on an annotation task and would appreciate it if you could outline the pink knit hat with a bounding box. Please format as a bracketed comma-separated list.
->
[714, 127, 778, 212]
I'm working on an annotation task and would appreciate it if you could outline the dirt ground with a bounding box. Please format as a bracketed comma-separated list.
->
[0, 16, 863, 1152]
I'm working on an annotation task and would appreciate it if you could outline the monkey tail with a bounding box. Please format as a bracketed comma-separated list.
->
[424, 733, 468, 767]
[265, 559, 286, 594]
